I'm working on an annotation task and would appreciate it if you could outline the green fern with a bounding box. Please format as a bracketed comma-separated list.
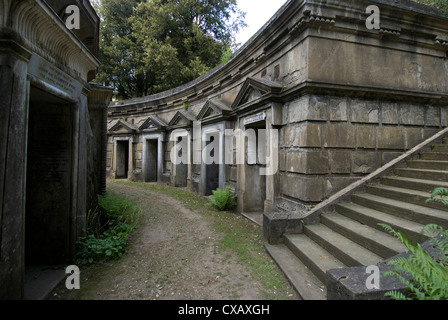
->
[425, 187, 448, 206]
[207, 185, 237, 211]
[379, 223, 448, 300]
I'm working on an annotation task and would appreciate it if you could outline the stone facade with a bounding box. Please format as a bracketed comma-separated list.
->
[107, 0, 448, 219]
[0, 0, 112, 299]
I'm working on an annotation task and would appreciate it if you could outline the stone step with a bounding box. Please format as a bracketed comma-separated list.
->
[304, 224, 384, 267]
[366, 183, 448, 212]
[351, 193, 448, 229]
[408, 159, 448, 171]
[431, 144, 448, 152]
[420, 152, 448, 161]
[264, 243, 327, 300]
[443, 137, 448, 144]
[321, 212, 406, 259]
[380, 175, 448, 193]
[394, 167, 448, 182]
[284, 234, 345, 284]
[336, 202, 428, 244]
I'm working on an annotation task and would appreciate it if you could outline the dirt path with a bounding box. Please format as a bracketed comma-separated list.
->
[51, 181, 299, 300]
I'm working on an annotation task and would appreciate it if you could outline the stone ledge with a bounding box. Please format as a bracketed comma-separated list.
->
[326, 239, 442, 300]
[263, 211, 303, 245]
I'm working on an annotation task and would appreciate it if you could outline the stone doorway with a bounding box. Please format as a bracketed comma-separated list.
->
[25, 86, 74, 266]
[241, 120, 267, 213]
[116, 140, 129, 179]
[145, 139, 158, 182]
[205, 134, 220, 196]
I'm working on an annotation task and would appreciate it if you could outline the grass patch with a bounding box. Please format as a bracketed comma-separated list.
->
[76, 190, 140, 265]
[113, 180, 295, 299]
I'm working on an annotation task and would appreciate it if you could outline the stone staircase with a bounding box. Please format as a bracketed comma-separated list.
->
[265, 135, 448, 300]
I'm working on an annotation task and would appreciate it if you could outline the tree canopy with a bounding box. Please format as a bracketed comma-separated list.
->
[92, 0, 245, 99]
[412, 0, 448, 16]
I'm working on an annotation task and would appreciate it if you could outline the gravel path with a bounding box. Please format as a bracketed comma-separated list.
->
[51, 181, 299, 300]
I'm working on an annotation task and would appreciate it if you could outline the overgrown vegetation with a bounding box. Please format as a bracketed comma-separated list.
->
[412, 0, 448, 16]
[76, 191, 140, 265]
[379, 186, 448, 300]
[207, 185, 238, 211]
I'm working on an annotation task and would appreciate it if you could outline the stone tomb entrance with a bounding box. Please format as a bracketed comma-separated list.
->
[25, 86, 74, 266]
[145, 139, 158, 182]
[115, 140, 130, 179]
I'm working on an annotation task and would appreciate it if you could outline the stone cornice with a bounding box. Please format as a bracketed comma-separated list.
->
[2, 0, 99, 82]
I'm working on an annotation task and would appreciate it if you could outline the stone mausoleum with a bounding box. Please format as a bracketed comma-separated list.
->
[107, 0, 448, 215]
[0, 0, 112, 299]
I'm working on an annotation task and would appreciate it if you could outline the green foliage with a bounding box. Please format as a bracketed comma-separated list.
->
[379, 223, 448, 300]
[412, 0, 448, 16]
[93, 0, 246, 99]
[208, 185, 237, 211]
[426, 187, 448, 206]
[76, 191, 140, 265]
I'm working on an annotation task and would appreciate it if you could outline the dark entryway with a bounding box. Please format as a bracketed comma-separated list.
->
[25, 86, 74, 266]
[205, 134, 219, 196]
[116, 140, 129, 179]
[145, 139, 158, 182]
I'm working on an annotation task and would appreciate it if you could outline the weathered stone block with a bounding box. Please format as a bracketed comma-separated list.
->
[263, 211, 303, 245]
[350, 100, 379, 123]
[377, 126, 405, 150]
[324, 177, 359, 198]
[356, 125, 376, 149]
[328, 97, 348, 122]
[441, 107, 448, 127]
[279, 150, 286, 171]
[426, 106, 440, 127]
[286, 151, 329, 174]
[281, 173, 324, 202]
[283, 124, 322, 148]
[288, 95, 327, 123]
[322, 124, 355, 149]
[399, 104, 424, 126]
[405, 127, 422, 149]
[381, 152, 403, 165]
[329, 151, 351, 173]
[351, 152, 380, 174]
[381, 102, 399, 124]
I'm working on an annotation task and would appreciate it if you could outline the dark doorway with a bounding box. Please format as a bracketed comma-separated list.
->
[174, 136, 188, 187]
[145, 139, 158, 182]
[116, 140, 129, 179]
[25, 86, 73, 266]
[244, 121, 266, 212]
[205, 134, 220, 196]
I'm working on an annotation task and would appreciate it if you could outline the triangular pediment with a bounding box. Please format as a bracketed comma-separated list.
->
[139, 116, 168, 132]
[168, 110, 196, 128]
[231, 77, 282, 109]
[197, 99, 232, 121]
[109, 119, 138, 134]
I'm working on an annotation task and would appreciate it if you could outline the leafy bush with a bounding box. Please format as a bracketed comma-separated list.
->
[208, 185, 237, 211]
[76, 191, 140, 265]
[379, 186, 448, 300]
[380, 224, 448, 300]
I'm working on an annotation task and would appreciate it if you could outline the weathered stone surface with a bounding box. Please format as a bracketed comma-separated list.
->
[405, 127, 422, 150]
[283, 124, 322, 148]
[356, 125, 376, 149]
[381, 102, 399, 124]
[286, 151, 329, 174]
[288, 96, 328, 123]
[263, 211, 303, 245]
[426, 106, 441, 127]
[351, 152, 381, 174]
[324, 177, 359, 199]
[328, 97, 348, 122]
[322, 124, 355, 149]
[399, 104, 424, 126]
[350, 100, 379, 124]
[377, 127, 405, 150]
[329, 151, 351, 174]
[281, 173, 324, 202]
